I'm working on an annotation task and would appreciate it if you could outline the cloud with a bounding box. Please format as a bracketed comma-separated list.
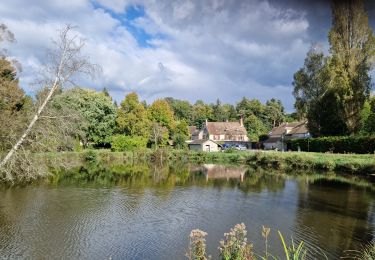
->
[2, 0, 365, 112]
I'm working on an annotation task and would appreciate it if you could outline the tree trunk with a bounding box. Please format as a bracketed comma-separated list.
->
[0, 77, 59, 170]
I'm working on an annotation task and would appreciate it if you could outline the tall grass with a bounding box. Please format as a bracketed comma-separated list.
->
[186, 224, 321, 260]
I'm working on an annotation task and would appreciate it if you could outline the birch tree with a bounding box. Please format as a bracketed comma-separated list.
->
[0, 25, 100, 181]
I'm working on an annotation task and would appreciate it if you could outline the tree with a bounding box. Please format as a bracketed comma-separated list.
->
[52, 88, 116, 147]
[264, 98, 285, 128]
[150, 122, 168, 148]
[172, 120, 189, 149]
[292, 46, 347, 136]
[328, 0, 375, 133]
[148, 99, 175, 132]
[0, 25, 100, 179]
[0, 57, 31, 152]
[192, 100, 213, 128]
[360, 95, 375, 134]
[164, 97, 193, 124]
[116, 92, 150, 138]
[243, 114, 268, 142]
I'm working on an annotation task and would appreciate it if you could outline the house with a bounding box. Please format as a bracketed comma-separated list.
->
[202, 118, 249, 143]
[188, 139, 221, 152]
[263, 122, 310, 151]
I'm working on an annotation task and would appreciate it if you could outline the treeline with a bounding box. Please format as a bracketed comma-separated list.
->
[293, 0, 375, 137]
[1, 55, 293, 153]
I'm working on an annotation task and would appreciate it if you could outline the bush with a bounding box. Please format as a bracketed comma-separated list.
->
[111, 135, 148, 151]
[84, 149, 97, 163]
[290, 136, 375, 154]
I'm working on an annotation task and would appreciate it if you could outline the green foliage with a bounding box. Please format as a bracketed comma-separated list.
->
[360, 96, 375, 135]
[244, 114, 268, 142]
[192, 100, 214, 129]
[111, 135, 148, 151]
[84, 149, 97, 163]
[290, 136, 375, 154]
[293, 1, 375, 136]
[149, 122, 169, 148]
[116, 92, 150, 138]
[278, 231, 307, 260]
[52, 88, 116, 147]
[148, 99, 175, 132]
[0, 58, 31, 151]
[164, 97, 193, 123]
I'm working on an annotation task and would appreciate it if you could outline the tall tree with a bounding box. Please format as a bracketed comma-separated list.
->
[192, 100, 213, 128]
[148, 99, 175, 133]
[0, 25, 100, 178]
[116, 92, 150, 138]
[264, 98, 285, 128]
[292, 47, 344, 136]
[328, 0, 375, 133]
[164, 97, 193, 124]
[53, 88, 116, 147]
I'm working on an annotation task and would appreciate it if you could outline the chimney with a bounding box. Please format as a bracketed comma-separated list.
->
[240, 116, 243, 127]
[205, 119, 208, 125]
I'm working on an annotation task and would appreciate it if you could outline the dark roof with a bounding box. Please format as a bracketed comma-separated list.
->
[205, 122, 247, 136]
[188, 139, 220, 145]
[263, 136, 281, 143]
[189, 126, 197, 135]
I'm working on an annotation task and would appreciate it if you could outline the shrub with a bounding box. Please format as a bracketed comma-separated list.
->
[83, 149, 97, 163]
[111, 135, 148, 151]
[290, 136, 375, 154]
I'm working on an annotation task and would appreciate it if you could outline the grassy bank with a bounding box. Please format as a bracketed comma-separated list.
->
[36, 149, 375, 176]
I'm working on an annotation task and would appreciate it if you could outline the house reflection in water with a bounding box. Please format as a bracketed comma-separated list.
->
[202, 164, 246, 182]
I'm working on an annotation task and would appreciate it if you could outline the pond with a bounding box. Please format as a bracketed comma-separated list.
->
[0, 163, 374, 259]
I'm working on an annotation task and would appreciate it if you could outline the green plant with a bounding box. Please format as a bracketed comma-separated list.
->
[187, 229, 209, 260]
[219, 223, 254, 260]
[111, 135, 148, 151]
[278, 231, 307, 260]
[83, 149, 97, 163]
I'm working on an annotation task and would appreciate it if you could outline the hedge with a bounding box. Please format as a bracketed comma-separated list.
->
[289, 136, 375, 154]
[111, 135, 148, 151]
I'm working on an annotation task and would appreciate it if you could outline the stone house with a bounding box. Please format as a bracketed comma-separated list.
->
[202, 118, 249, 142]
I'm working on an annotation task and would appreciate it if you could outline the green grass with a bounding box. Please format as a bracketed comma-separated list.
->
[31, 149, 375, 176]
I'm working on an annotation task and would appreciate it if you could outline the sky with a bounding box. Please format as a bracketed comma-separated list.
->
[0, 0, 375, 111]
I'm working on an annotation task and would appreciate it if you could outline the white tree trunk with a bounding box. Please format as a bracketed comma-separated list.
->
[0, 77, 59, 169]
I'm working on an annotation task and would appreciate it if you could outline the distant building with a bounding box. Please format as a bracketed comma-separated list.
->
[187, 118, 250, 151]
[263, 122, 310, 151]
[188, 139, 221, 152]
[202, 118, 249, 142]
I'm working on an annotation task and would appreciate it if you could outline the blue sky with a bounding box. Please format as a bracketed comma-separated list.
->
[0, 0, 374, 111]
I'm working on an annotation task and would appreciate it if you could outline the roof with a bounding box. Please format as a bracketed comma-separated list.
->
[288, 122, 309, 135]
[205, 122, 247, 136]
[189, 126, 197, 135]
[263, 136, 281, 144]
[269, 122, 308, 136]
[188, 139, 220, 145]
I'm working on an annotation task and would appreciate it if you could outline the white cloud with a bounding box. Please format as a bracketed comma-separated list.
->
[0, 0, 317, 111]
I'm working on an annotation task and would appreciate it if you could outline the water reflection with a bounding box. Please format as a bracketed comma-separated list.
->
[0, 163, 374, 259]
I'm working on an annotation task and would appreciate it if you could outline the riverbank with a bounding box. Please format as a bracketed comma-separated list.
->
[37, 149, 375, 176]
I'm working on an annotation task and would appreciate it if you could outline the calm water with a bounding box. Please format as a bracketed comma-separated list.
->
[0, 163, 374, 259]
